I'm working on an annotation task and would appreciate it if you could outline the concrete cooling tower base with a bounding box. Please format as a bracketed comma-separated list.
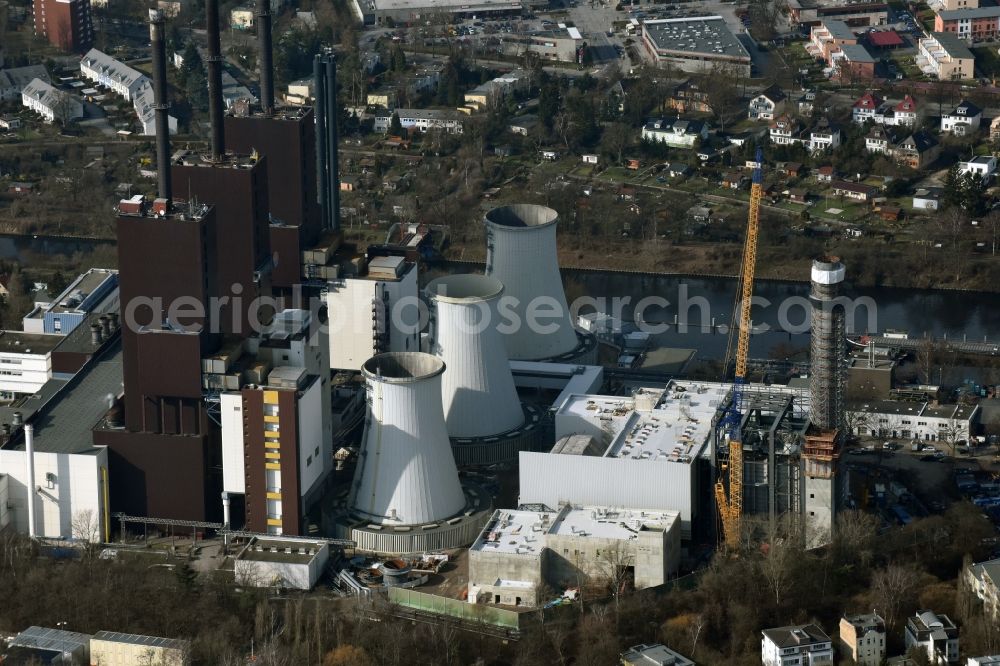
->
[450, 402, 546, 467]
[334, 480, 493, 555]
[535, 329, 598, 364]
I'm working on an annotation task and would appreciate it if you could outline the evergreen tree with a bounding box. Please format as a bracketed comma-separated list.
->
[943, 163, 963, 209]
[390, 112, 402, 136]
[391, 44, 407, 72]
[179, 40, 208, 112]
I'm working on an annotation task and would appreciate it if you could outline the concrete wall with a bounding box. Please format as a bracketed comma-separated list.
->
[235, 544, 329, 590]
[0, 448, 107, 541]
[467, 548, 544, 607]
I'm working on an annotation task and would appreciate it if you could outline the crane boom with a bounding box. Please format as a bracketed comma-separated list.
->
[715, 147, 764, 550]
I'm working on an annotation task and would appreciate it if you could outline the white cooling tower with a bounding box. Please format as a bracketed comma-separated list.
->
[350, 352, 466, 526]
[485, 204, 578, 361]
[426, 274, 524, 439]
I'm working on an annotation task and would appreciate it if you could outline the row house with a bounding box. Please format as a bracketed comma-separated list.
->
[79, 48, 147, 101]
[852, 92, 919, 126]
[934, 6, 1000, 42]
[917, 32, 975, 80]
[748, 85, 787, 121]
[940, 99, 982, 135]
[21, 78, 83, 123]
[808, 19, 858, 62]
[373, 108, 465, 135]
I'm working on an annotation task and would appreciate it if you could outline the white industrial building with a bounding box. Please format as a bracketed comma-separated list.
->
[233, 536, 330, 590]
[0, 331, 61, 396]
[22, 268, 119, 335]
[217, 309, 332, 535]
[21, 78, 83, 123]
[520, 381, 726, 538]
[7, 626, 92, 665]
[467, 504, 680, 608]
[325, 255, 419, 371]
[845, 400, 979, 442]
[373, 108, 465, 135]
[90, 632, 191, 666]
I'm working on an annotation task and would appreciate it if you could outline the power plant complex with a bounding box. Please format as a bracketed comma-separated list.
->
[0, 2, 874, 616]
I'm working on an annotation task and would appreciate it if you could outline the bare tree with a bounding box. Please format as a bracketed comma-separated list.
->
[871, 563, 921, 633]
[755, 515, 802, 607]
[599, 122, 631, 166]
[71, 509, 101, 557]
[596, 540, 634, 612]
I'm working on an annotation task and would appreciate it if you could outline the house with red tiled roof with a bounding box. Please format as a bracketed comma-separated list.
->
[852, 92, 882, 123]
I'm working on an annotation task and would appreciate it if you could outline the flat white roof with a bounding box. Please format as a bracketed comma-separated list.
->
[471, 505, 680, 554]
[556, 380, 728, 465]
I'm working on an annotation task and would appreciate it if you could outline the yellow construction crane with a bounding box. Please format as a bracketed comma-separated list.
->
[715, 147, 764, 550]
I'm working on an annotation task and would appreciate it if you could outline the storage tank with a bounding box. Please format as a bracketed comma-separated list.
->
[484, 204, 578, 361]
[425, 274, 523, 439]
[349, 352, 465, 526]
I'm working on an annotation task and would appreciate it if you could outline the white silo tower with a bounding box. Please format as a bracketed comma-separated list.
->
[426, 274, 524, 440]
[485, 204, 579, 361]
[350, 352, 466, 526]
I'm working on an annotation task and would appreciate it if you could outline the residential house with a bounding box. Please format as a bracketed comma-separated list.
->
[0, 65, 50, 102]
[626, 158, 641, 170]
[789, 188, 809, 203]
[21, 78, 83, 123]
[721, 171, 747, 189]
[809, 119, 841, 152]
[666, 163, 691, 178]
[904, 610, 959, 665]
[853, 91, 882, 123]
[367, 86, 398, 109]
[959, 155, 997, 182]
[880, 205, 903, 221]
[779, 162, 804, 178]
[0, 115, 21, 130]
[846, 400, 978, 441]
[933, 6, 1000, 42]
[895, 132, 940, 169]
[373, 108, 465, 135]
[340, 175, 359, 192]
[913, 187, 943, 210]
[816, 166, 836, 182]
[667, 79, 712, 114]
[582, 154, 599, 165]
[509, 114, 539, 136]
[839, 613, 886, 666]
[941, 99, 982, 135]
[748, 84, 787, 121]
[761, 624, 834, 666]
[918, 33, 974, 80]
[230, 6, 255, 29]
[620, 643, 695, 666]
[865, 125, 900, 155]
[965, 558, 1000, 621]
[808, 20, 858, 64]
[832, 180, 876, 202]
[798, 91, 817, 116]
[991, 116, 1000, 141]
[892, 95, 919, 126]
[641, 117, 709, 149]
[8, 182, 36, 195]
[769, 114, 803, 146]
[80, 49, 147, 101]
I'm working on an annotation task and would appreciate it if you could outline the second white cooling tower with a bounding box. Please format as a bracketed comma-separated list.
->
[351, 352, 466, 525]
[485, 204, 578, 361]
[426, 274, 524, 439]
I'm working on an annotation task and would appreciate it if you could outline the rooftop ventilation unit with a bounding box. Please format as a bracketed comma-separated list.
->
[425, 274, 524, 439]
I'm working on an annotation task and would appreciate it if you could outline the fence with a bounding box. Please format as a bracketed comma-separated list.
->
[388, 587, 521, 631]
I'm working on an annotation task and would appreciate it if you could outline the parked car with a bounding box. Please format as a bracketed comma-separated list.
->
[921, 445, 937, 452]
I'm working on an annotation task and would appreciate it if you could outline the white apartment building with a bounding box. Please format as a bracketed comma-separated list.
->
[21, 78, 83, 123]
[965, 558, 1000, 621]
[904, 610, 960, 665]
[762, 624, 834, 666]
[373, 108, 465, 134]
[839, 613, 887, 666]
[0, 332, 61, 397]
[917, 33, 975, 80]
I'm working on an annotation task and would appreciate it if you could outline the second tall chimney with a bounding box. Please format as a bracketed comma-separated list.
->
[256, 0, 274, 115]
[149, 9, 172, 202]
[314, 51, 339, 233]
[206, 0, 225, 160]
